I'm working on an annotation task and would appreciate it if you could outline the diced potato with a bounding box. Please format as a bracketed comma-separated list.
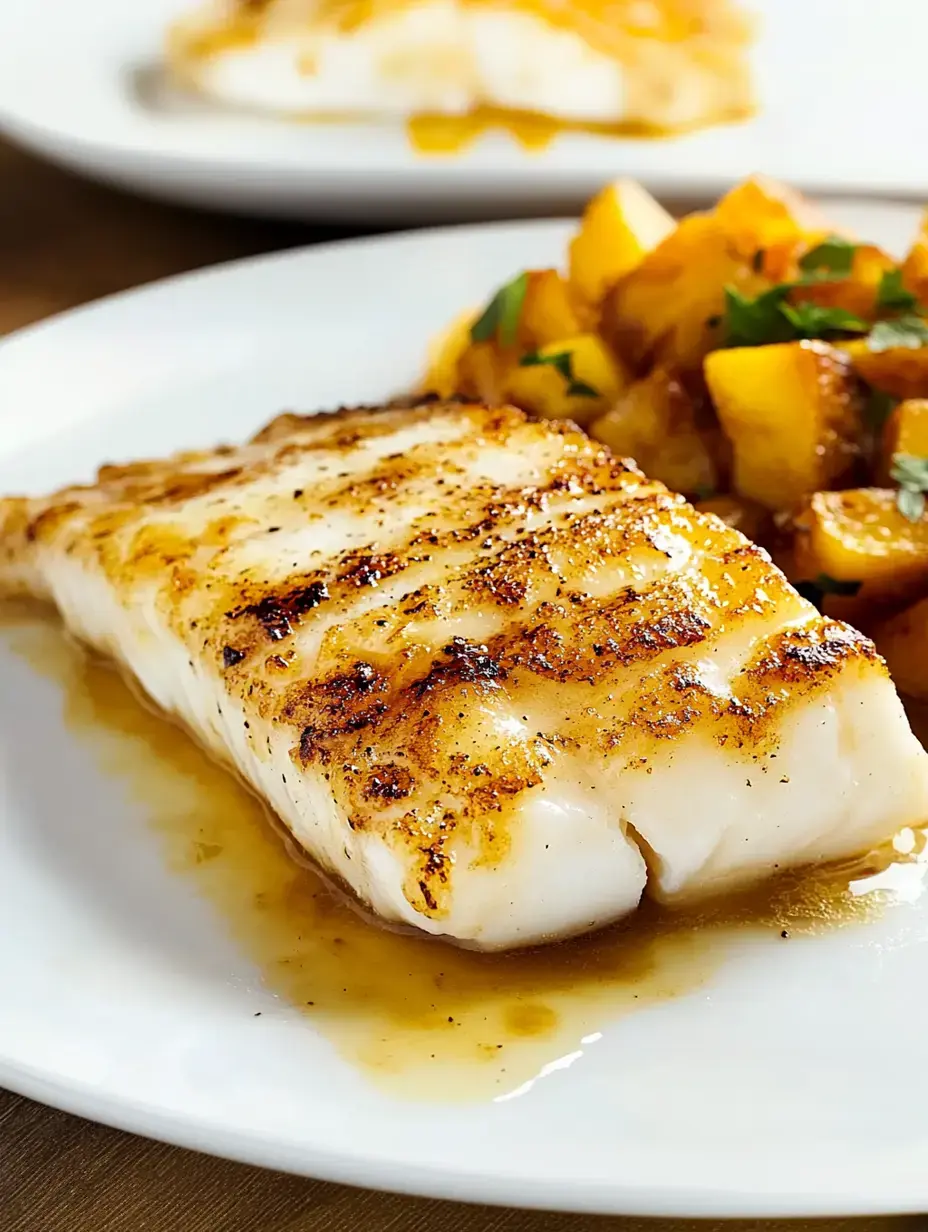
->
[421, 308, 477, 398]
[601, 213, 750, 372]
[590, 368, 720, 496]
[795, 243, 894, 321]
[712, 175, 834, 261]
[704, 341, 863, 511]
[841, 339, 928, 399]
[874, 595, 928, 699]
[518, 270, 586, 349]
[880, 399, 928, 483]
[455, 340, 511, 406]
[504, 334, 628, 427]
[794, 488, 928, 587]
[568, 179, 675, 310]
[602, 176, 840, 374]
[694, 494, 772, 545]
[902, 209, 928, 304]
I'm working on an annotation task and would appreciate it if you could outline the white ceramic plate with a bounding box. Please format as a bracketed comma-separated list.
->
[3, 203, 928, 1219]
[1, 0, 927, 222]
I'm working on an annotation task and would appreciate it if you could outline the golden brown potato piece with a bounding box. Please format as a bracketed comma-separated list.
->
[602, 176, 824, 374]
[796, 243, 894, 321]
[794, 488, 928, 587]
[902, 209, 928, 304]
[704, 341, 863, 511]
[421, 308, 477, 398]
[518, 270, 587, 349]
[455, 340, 510, 406]
[842, 339, 928, 399]
[712, 174, 833, 261]
[874, 596, 928, 699]
[880, 399, 928, 483]
[590, 368, 720, 496]
[568, 179, 675, 311]
[694, 493, 772, 544]
[504, 335, 628, 427]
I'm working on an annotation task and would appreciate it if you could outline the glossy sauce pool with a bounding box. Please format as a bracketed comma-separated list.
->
[2, 601, 925, 1100]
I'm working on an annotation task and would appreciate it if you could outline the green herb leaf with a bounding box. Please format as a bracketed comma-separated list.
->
[795, 574, 862, 607]
[898, 487, 927, 522]
[470, 272, 528, 347]
[876, 268, 920, 315]
[868, 315, 928, 352]
[890, 452, 928, 522]
[779, 302, 868, 339]
[721, 285, 795, 347]
[815, 574, 863, 596]
[722, 283, 868, 348]
[798, 235, 857, 278]
[890, 452, 928, 490]
[566, 380, 599, 398]
[864, 388, 897, 433]
[518, 349, 600, 398]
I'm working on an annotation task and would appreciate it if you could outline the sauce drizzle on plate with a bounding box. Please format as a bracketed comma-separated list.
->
[3, 601, 923, 1101]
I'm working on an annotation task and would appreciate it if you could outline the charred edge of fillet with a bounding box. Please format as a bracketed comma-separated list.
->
[249, 396, 473, 445]
[412, 638, 507, 698]
[227, 580, 329, 641]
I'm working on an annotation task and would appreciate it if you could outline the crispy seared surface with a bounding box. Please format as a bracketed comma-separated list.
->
[0, 402, 883, 916]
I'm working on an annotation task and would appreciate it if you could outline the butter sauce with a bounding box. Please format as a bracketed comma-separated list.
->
[2, 601, 923, 1100]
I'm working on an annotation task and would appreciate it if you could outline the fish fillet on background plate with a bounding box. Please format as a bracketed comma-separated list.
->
[167, 0, 753, 134]
[1, 401, 926, 950]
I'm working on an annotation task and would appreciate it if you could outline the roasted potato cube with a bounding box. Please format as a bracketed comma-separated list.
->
[704, 341, 863, 510]
[841, 339, 928, 399]
[795, 488, 928, 587]
[455, 340, 511, 406]
[504, 334, 628, 426]
[602, 176, 841, 374]
[518, 270, 586, 349]
[694, 493, 772, 544]
[795, 243, 894, 322]
[568, 179, 675, 310]
[590, 368, 719, 495]
[421, 308, 477, 397]
[880, 399, 928, 483]
[713, 175, 833, 264]
[874, 596, 928, 699]
[902, 209, 928, 304]
[601, 213, 748, 372]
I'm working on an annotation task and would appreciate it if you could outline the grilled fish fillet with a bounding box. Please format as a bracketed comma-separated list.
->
[2, 401, 927, 949]
[168, 0, 753, 133]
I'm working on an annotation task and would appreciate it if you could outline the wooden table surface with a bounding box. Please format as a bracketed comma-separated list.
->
[0, 136, 922, 1232]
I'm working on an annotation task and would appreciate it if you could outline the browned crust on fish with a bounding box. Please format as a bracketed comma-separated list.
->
[0, 400, 887, 917]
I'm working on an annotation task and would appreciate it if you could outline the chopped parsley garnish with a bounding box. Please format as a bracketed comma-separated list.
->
[795, 574, 862, 607]
[868, 315, 928, 352]
[876, 268, 920, 315]
[470, 272, 528, 347]
[519, 349, 599, 397]
[891, 453, 928, 521]
[721, 284, 866, 348]
[779, 301, 868, 339]
[722, 285, 796, 347]
[798, 235, 857, 279]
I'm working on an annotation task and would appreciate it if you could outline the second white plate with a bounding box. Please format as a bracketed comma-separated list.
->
[1, 0, 928, 221]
